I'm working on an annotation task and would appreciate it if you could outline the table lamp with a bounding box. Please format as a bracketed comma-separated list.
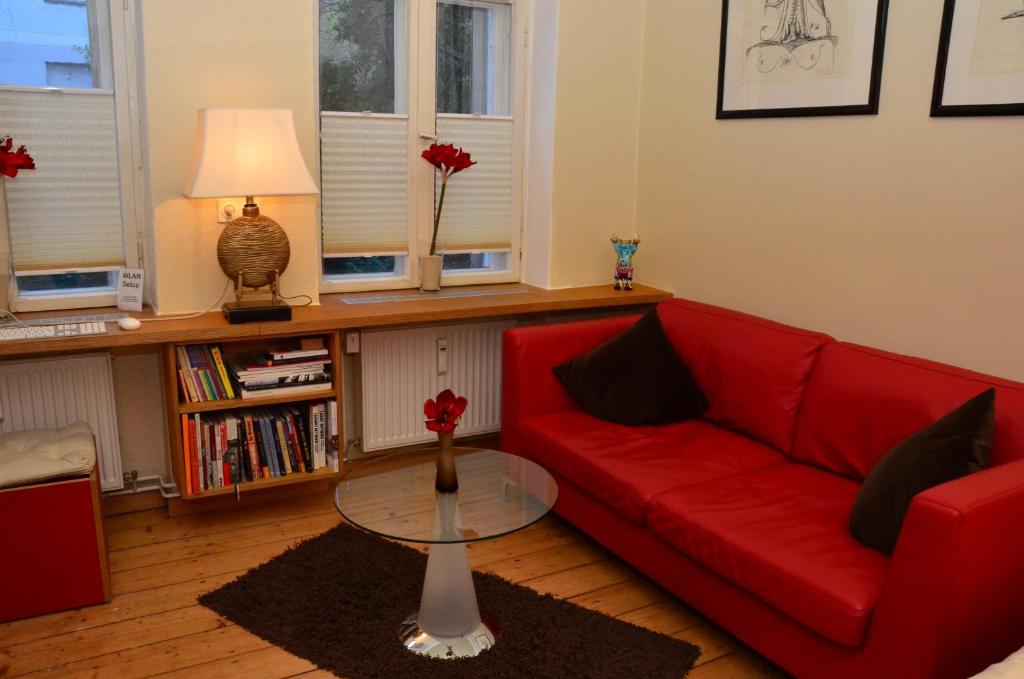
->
[184, 108, 318, 323]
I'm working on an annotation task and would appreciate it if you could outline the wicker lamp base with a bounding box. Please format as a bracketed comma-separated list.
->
[217, 199, 291, 296]
[215, 199, 292, 324]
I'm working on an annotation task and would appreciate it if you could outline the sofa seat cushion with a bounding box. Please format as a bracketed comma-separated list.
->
[519, 411, 785, 526]
[0, 422, 96, 489]
[646, 464, 889, 648]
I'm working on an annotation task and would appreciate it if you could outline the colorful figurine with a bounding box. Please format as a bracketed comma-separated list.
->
[611, 235, 640, 291]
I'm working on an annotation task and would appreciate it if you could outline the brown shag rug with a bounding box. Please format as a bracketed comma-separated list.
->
[199, 523, 700, 678]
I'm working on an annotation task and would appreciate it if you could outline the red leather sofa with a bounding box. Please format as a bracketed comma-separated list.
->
[501, 298, 1024, 679]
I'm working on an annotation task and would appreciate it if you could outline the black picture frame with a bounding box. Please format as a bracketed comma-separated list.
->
[716, 0, 891, 119]
[932, 0, 1024, 117]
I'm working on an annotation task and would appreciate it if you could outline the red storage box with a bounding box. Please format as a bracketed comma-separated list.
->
[0, 425, 110, 623]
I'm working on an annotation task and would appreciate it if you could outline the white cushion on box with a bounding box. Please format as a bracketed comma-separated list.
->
[0, 422, 96, 489]
[972, 647, 1024, 678]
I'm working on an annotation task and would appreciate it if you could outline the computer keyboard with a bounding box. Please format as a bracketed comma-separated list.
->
[23, 313, 127, 327]
[0, 322, 107, 341]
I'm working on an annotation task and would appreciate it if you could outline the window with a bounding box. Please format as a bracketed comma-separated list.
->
[319, 0, 525, 290]
[0, 0, 140, 311]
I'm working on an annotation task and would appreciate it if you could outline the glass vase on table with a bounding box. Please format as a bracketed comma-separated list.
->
[424, 388, 467, 493]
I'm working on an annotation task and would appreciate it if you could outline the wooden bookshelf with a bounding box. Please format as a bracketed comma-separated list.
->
[161, 330, 345, 507]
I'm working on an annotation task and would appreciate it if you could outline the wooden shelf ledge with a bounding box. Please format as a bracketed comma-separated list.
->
[180, 466, 342, 500]
[177, 387, 336, 414]
[0, 283, 671, 357]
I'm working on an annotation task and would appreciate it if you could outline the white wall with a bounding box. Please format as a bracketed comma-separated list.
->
[629, 0, 1024, 379]
[140, 0, 320, 314]
[547, 0, 647, 288]
[522, 0, 559, 288]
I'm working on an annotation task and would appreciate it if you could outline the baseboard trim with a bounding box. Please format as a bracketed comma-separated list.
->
[103, 489, 166, 516]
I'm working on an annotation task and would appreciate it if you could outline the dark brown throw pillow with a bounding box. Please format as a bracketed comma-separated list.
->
[552, 310, 708, 426]
[849, 388, 996, 554]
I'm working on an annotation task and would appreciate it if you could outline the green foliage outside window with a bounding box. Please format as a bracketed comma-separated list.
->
[320, 0, 397, 113]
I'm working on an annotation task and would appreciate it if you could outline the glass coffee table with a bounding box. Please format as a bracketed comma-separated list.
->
[334, 448, 558, 659]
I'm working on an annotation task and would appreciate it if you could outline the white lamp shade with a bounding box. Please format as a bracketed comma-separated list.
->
[183, 108, 319, 198]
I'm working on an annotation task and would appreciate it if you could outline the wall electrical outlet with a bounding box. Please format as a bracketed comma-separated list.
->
[217, 198, 244, 223]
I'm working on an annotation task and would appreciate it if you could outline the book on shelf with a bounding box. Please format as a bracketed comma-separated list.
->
[311, 402, 326, 470]
[239, 377, 334, 400]
[229, 358, 330, 380]
[210, 347, 236, 399]
[178, 399, 337, 496]
[327, 399, 339, 473]
[227, 343, 333, 400]
[176, 344, 235, 403]
[270, 338, 329, 363]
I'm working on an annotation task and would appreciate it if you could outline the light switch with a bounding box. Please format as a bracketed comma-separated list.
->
[344, 331, 360, 354]
[437, 337, 449, 374]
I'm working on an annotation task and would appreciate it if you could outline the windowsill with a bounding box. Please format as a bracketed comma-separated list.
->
[0, 283, 673, 358]
[13, 291, 118, 313]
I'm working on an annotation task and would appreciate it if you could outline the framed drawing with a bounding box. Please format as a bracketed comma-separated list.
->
[717, 0, 891, 118]
[933, 0, 1024, 116]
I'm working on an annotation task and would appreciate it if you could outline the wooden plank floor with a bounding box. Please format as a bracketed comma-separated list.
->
[0, 492, 788, 678]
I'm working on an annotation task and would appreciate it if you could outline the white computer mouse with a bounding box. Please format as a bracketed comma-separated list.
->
[117, 317, 142, 331]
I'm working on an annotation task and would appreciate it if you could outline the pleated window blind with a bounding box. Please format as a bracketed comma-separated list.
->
[320, 114, 410, 256]
[434, 115, 513, 252]
[0, 89, 126, 271]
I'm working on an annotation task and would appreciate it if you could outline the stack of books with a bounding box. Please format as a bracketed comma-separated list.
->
[176, 344, 235, 403]
[179, 400, 339, 495]
[227, 340, 333, 400]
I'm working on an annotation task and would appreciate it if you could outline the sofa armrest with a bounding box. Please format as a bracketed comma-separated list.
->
[500, 315, 639, 454]
[866, 460, 1024, 679]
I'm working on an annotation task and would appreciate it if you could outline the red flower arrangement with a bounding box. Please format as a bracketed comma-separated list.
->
[421, 143, 476, 256]
[423, 388, 468, 434]
[0, 136, 35, 179]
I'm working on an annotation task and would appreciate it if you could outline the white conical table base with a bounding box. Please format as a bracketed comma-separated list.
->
[399, 492, 497, 658]
[334, 449, 559, 661]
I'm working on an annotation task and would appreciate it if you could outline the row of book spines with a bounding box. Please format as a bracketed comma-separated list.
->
[177, 344, 235, 403]
[180, 414, 235, 495]
[179, 405, 331, 496]
[251, 408, 315, 479]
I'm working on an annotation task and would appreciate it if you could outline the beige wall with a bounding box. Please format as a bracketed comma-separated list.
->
[140, 0, 320, 314]
[548, 0, 646, 288]
[621, 0, 1024, 380]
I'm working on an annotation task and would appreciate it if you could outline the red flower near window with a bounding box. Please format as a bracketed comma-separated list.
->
[424, 388, 469, 434]
[421, 143, 476, 176]
[0, 136, 35, 179]
[421, 143, 476, 256]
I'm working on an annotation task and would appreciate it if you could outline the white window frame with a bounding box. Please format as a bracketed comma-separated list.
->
[318, 0, 528, 293]
[0, 0, 143, 312]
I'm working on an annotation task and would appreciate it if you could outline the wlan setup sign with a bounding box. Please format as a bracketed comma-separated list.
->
[117, 269, 145, 312]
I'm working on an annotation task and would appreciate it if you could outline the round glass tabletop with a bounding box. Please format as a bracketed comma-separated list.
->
[334, 448, 559, 545]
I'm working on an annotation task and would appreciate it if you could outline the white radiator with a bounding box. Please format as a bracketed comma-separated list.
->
[360, 320, 514, 452]
[0, 354, 123, 490]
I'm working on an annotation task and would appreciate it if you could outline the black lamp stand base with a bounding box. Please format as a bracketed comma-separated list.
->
[222, 299, 292, 324]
